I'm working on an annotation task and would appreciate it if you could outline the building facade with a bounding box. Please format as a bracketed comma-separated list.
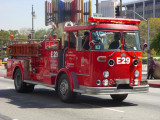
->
[123, 0, 160, 20]
[98, 0, 119, 18]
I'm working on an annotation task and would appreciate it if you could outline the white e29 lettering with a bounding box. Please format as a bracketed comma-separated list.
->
[117, 57, 130, 64]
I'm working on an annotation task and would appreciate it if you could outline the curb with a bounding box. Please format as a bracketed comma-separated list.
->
[149, 83, 160, 88]
[0, 74, 6, 77]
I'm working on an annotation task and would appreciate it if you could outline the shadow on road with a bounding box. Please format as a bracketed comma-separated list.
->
[0, 88, 137, 109]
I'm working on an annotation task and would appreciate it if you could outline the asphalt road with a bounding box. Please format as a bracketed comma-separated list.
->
[0, 68, 160, 120]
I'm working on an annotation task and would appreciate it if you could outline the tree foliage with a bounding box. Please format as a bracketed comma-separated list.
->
[35, 29, 50, 39]
[0, 30, 27, 47]
[150, 30, 160, 54]
[139, 18, 160, 44]
[138, 18, 160, 55]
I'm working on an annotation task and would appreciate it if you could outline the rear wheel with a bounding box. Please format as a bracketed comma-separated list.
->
[14, 68, 34, 93]
[58, 74, 77, 102]
[110, 94, 128, 102]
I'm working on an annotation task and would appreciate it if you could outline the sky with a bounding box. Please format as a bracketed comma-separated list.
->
[0, 0, 134, 31]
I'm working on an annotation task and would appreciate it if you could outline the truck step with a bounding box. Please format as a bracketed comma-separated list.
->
[24, 80, 55, 88]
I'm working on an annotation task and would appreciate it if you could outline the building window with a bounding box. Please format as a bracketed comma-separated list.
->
[145, 1, 153, 7]
[136, 3, 143, 8]
[138, 12, 143, 15]
[156, 8, 160, 13]
[156, 0, 160, 4]
[127, 13, 133, 17]
[145, 10, 153, 14]
[127, 5, 134, 10]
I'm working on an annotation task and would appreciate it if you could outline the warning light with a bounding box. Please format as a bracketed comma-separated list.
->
[10, 34, 14, 39]
[89, 41, 95, 47]
[144, 43, 147, 48]
[88, 17, 141, 25]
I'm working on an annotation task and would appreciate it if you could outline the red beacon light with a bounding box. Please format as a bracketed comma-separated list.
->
[10, 34, 14, 39]
[88, 17, 141, 25]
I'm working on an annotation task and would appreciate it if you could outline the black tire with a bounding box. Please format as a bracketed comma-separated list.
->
[58, 74, 77, 102]
[110, 94, 128, 102]
[14, 68, 34, 93]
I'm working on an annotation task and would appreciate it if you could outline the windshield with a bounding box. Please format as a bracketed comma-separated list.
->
[91, 31, 121, 51]
[123, 32, 141, 51]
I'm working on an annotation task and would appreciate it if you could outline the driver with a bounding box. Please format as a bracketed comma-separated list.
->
[109, 33, 121, 49]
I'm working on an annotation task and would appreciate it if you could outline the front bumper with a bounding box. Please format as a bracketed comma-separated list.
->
[73, 85, 149, 95]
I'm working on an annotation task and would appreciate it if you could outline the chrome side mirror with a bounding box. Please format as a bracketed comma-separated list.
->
[76, 37, 82, 51]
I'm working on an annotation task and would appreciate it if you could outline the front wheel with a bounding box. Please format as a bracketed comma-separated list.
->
[110, 94, 128, 102]
[58, 74, 77, 102]
[14, 68, 34, 93]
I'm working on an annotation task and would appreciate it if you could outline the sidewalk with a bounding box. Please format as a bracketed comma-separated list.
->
[142, 64, 160, 88]
[148, 80, 160, 88]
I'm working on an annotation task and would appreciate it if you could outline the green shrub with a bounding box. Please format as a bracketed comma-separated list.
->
[142, 59, 147, 64]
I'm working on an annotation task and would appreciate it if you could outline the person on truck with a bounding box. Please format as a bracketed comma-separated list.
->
[82, 32, 90, 50]
[91, 31, 104, 50]
[109, 33, 121, 49]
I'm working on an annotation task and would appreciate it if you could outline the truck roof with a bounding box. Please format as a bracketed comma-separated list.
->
[64, 24, 139, 32]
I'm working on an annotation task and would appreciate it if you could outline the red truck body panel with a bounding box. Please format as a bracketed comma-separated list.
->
[7, 17, 149, 95]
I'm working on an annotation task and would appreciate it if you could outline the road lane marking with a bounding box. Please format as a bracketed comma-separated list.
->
[81, 103, 124, 113]
[7, 87, 14, 89]
[104, 108, 124, 113]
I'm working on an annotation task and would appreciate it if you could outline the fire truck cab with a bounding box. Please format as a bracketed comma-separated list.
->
[7, 17, 149, 102]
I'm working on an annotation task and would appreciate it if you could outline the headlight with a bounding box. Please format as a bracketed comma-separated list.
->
[103, 71, 109, 78]
[108, 59, 115, 66]
[134, 79, 139, 85]
[96, 80, 101, 86]
[134, 70, 139, 77]
[103, 79, 109, 86]
[133, 59, 139, 66]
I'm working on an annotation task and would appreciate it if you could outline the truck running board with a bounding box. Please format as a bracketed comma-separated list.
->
[24, 80, 55, 88]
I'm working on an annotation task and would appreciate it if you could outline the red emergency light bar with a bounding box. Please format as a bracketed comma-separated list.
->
[88, 17, 141, 25]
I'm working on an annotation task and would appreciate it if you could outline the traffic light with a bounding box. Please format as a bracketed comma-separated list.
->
[115, 6, 120, 17]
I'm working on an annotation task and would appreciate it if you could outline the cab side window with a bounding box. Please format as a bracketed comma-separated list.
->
[64, 32, 69, 49]
[69, 32, 76, 49]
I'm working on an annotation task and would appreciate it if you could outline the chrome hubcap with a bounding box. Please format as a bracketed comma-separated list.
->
[60, 79, 68, 96]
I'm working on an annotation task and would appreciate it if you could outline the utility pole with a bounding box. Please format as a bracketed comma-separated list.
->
[96, 0, 98, 13]
[120, 0, 122, 16]
[31, 5, 35, 39]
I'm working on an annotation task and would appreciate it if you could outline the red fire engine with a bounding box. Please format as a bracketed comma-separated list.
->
[7, 17, 149, 102]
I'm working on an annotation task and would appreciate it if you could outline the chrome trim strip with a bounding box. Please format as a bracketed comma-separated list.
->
[43, 73, 57, 77]
[115, 79, 130, 84]
[97, 56, 107, 62]
[73, 85, 149, 95]
[24, 80, 55, 88]
[8, 59, 28, 61]
[76, 73, 90, 76]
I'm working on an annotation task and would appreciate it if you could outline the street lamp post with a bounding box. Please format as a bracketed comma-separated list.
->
[96, 0, 98, 13]
[31, 5, 35, 39]
[120, 0, 122, 16]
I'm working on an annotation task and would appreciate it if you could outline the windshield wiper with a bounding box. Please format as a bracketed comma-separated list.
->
[109, 44, 122, 58]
